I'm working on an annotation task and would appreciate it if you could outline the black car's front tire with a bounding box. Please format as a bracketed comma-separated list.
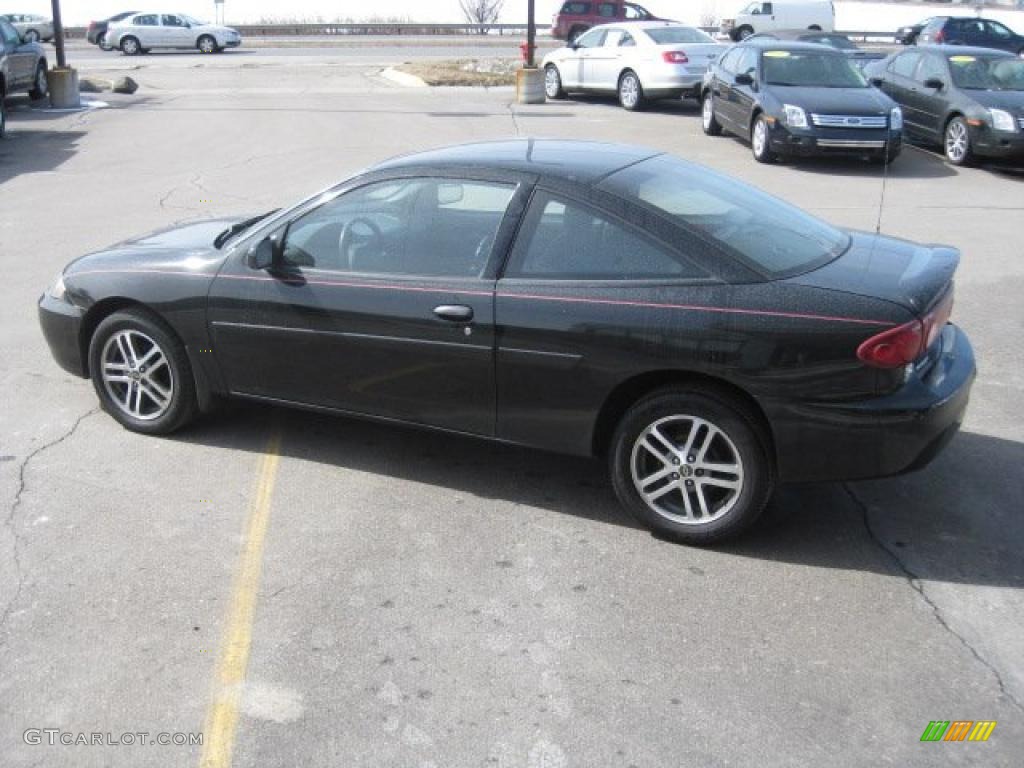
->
[88, 309, 197, 435]
[751, 115, 776, 163]
[609, 388, 774, 545]
[29, 62, 48, 100]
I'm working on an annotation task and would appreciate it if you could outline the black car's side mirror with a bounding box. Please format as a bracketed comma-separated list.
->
[923, 77, 944, 90]
[869, 77, 884, 87]
[246, 236, 278, 270]
[735, 72, 754, 86]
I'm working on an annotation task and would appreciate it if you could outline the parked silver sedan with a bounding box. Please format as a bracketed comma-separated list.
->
[105, 12, 241, 55]
[0, 13, 53, 43]
[542, 21, 725, 110]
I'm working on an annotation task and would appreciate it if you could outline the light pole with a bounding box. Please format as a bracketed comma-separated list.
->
[46, 0, 80, 107]
[527, 0, 535, 68]
[516, 0, 544, 103]
[50, 0, 65, 68]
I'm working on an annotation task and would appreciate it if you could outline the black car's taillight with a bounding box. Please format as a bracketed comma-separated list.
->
[857, 288, 954, 368]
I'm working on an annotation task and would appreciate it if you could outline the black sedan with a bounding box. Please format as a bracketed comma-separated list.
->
[700, 40, 903, 164]
[865, 46, 1024, 166]
[896, 18, 935, 46]
[39, 141, 974, 544]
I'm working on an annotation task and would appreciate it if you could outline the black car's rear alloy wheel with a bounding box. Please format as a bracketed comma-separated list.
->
[618, 70, 645, 111]
[89, 310, 197, 434]
[29, 62, 48, 100]
[544, 65, 566, 99]
[701, 93, 722, 136]
[610, 389, 773, 544]
[944, 117, 974, 166]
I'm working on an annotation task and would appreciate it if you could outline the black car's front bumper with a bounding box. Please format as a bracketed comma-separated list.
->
[769, 123, 902, 158]
[770, 324, 975, 483]
[39, 293, 87, 378]
[970, 126, 1024, 162]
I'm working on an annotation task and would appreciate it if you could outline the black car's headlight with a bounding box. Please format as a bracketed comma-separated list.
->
[783, 104, 808, 128]
[46, 273, 66, 301]
[989, 109, 1017, 132]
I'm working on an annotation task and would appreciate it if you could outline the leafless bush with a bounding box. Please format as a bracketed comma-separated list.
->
[458, 0, 506, 32]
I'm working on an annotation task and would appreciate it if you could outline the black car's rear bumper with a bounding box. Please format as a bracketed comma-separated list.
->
[769, 124, 902, 158]
[39, 293, 87, 378]
[770, 324, 975, 483]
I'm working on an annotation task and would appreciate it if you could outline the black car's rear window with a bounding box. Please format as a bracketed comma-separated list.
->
[762, 50, 868, 87]
[598, 155, 849, 279]
[948, 54, 1024, 91]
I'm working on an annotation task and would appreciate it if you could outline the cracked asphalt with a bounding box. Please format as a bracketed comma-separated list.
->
[1, 46, 1022, 767]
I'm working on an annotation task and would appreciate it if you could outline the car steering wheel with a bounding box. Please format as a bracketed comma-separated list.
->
[338, 217, 383, 272]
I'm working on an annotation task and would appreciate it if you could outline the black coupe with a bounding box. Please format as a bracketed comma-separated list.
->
[701, 40, 904, 164]
[865, 46, 1024, 166]
[39, 141, 975, 544]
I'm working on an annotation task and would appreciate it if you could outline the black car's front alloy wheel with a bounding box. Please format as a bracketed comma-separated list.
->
[89, 309, 197, 434]
[610, 388, 773, 544]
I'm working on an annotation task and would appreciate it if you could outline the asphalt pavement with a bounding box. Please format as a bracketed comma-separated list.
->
[0, 46, 1022, 767]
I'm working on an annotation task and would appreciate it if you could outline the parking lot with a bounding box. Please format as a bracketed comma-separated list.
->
[1, 46, 1023, 766]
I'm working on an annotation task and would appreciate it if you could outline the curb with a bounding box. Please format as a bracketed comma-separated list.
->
[380, 67, 428, 88]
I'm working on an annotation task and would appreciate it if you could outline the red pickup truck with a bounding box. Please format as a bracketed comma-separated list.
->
[551, 1, 663, 41]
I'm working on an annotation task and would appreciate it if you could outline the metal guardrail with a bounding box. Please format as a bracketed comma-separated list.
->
[59, 23, 899, 43]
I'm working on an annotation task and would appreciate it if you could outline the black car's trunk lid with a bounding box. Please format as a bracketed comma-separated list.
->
[788, 230, 959, 317]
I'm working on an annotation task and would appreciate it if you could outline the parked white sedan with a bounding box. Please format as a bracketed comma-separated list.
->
[542, 21, 725, 110]
[1, 13, 53, 43]
[105, 12, 241, 55]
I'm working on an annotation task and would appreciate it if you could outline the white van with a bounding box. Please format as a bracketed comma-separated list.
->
[721, 1, 835, 41]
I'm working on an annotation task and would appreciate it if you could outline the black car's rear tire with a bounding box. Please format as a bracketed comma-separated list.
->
[29, 62, 48, 100]
[701, 92, 722, 136]
[609, 387, 774, 545]
[88, 309, 198, 435]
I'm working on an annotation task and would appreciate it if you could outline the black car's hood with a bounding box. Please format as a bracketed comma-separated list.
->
[789, 231, 959, 315]
[65, 217, 247, 277]
[963, 89, 1024, 112]
[768, 86, 892, 114]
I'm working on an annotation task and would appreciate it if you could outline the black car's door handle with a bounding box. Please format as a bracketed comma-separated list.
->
[433, 305, 474, 322]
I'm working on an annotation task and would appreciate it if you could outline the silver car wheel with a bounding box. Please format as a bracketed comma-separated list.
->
[198, 35, 216, 54]
[101, 330, 175, 421]
[544, 66, 561, 98]
[35, 66, 47, 96]
[630, 414, 745, 525]
[945, 120, 968, 163]
[121, 37, 139, 55]
[753, 119, 768, 156]
[619, 74, 639, 109]
[702, 95, 714, 130]
[24, 29, 39, 43]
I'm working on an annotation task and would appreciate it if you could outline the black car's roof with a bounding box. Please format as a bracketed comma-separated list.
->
[737, 39, 847, 54]
[912, 44, 1016, 57]
[374, 140, 662, 185]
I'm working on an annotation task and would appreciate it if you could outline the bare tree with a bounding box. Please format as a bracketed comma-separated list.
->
[459, 0, 506, 33]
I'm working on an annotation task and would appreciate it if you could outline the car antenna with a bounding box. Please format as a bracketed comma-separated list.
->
[875, 134, 891, 236]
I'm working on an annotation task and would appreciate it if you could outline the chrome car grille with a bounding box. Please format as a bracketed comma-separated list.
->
[810, 114, 887, 129]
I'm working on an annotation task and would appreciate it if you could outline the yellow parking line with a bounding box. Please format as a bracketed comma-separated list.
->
[199, 431, 283, 768]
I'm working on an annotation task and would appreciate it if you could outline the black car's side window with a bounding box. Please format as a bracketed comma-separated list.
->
[718, 48, 742, 75]
[890, 52, 921, 78]
[281, 179, 515, 278]
[985, 21, 1012, 40]
[0, 19, 19, 45]
[915, 54, 945, 85]
[503, 192, 702, 280]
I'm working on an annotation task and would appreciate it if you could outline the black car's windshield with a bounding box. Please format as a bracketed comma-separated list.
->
[762, 50, 868, 87]
[948, 55, 1024, 91]
[646, 27, 716, 45]
[600, 155, 849, 279]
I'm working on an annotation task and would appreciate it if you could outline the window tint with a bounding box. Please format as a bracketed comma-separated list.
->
[736, 48, 758, 77]
[561, 2, 590, 14]
[915, 54, 945, 84]
[986, 21, 1012, 40]
[599, 155, 849, 279]
[162, 14, 186, 27]
[762, 3, 774, 14]
[891, 51, 921, 78]
[597, 3, 618, 18]
[281, 179, 514, 277]
[134, 14, 158, 26]
[619, 31, 636, 47]
[763, 51, 866, 87]
[505, 192, 701, 280]
[646, 27, 716, 45]
[575, 27, 606, 48]
[718, 47, 742, 74]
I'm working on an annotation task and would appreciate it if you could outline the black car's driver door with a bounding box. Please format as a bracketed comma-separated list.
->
[207, 173, 529, 437]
